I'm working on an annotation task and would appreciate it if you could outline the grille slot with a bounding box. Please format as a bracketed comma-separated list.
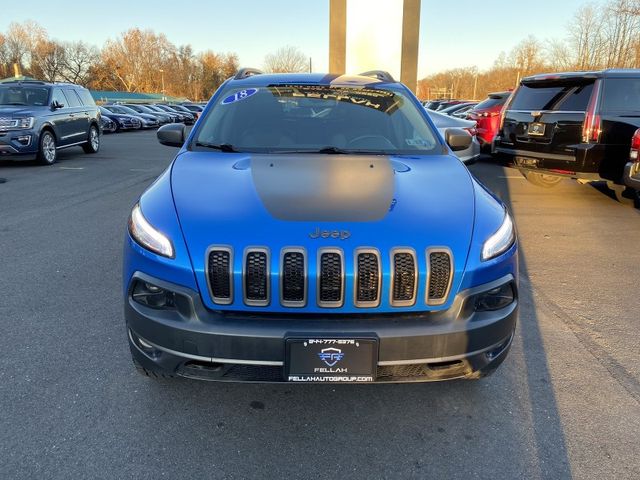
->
[207, 247, 233, 305]
[355, 249, 381, 307]
[244, 248, 270, 306]
[318, 249, 344, 307]
[391, 249, 417, 306]
[281, 249, 306, 307]
[426, 249, 453, 306]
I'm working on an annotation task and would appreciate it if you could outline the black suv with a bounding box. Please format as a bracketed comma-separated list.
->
[494, 69, 640, 189]
[0, 80, 101, 165]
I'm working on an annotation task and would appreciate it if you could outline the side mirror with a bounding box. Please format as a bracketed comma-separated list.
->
[445, 128, 472, 152]
[51, 101, 64, 110]
[157, 123, 186, 147]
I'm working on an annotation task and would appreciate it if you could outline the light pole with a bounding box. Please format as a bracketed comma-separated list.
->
[159, 69, 165, 100]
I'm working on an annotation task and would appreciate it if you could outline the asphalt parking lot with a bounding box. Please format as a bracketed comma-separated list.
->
[1, 131, 639, 479]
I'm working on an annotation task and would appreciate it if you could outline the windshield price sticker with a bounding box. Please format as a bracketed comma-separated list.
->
[221, 88, 258, 105]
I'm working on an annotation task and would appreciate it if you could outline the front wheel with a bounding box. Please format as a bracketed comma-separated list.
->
[82, 125, 100, 154]
[37, 131, 57, 165]
[519, 169, 563, 188]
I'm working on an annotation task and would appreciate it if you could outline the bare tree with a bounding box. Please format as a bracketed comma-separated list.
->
[263, 46, 308, 73]
[60, 41, 97, 85]
[4, 21, 47, 74]
[570, 4, 606, 69]
[31, 40, 66, 82]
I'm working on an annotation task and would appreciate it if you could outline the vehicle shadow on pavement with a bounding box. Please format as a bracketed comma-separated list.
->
[111, 162, 572, 479]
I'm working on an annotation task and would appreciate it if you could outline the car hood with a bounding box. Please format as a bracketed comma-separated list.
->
[170, 152, 476, 311]
[0, 106, 37, 117]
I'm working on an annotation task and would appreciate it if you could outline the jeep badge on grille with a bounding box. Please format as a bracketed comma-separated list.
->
[309, 227, 351, 240]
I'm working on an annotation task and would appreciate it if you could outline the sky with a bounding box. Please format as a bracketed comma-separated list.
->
[1, 0, 590, 77]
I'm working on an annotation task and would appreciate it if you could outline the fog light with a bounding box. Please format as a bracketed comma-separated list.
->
[132, 280, 176, 309]
[475, 282, 515, 312]
[17, 135, 31, 146]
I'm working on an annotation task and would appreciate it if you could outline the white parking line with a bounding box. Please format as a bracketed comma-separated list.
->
[59, 167, 84, 170]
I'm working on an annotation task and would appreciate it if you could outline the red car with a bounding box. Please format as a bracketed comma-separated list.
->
[467, 91, 512, 150]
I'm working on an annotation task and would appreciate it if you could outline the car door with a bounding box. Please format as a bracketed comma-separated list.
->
[61, 89, 87, 145]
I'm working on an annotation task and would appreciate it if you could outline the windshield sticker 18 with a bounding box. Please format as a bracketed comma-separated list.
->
[221, 88, 258, 105]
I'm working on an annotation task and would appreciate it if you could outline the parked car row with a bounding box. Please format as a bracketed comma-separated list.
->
[99, 102, 207, 134]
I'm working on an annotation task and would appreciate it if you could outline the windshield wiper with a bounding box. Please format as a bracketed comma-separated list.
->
[3, 102, 27, 106]
[269, 146, 389, 155]
[194, 142, 239, 152]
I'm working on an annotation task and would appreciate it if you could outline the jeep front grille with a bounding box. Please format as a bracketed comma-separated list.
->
[205, 246, 453, 309]
[244, 248, 270, 306]
[391, 249, 417, 306]
[426, 249, 453, 306]
[318, 249, 344, 307]
[281, 249, 306, 307]
[207, 247, 233, 305]
[355, 249, 381, 307]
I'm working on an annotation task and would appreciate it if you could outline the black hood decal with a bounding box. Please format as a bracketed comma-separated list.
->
[250, 154, 394, 222]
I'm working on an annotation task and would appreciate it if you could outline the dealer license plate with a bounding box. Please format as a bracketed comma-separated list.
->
[286, 338, 377, 383]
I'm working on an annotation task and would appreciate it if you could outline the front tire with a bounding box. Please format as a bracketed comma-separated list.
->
[519, 169, 563, 188]
[37, 131, 57, 165]
[82, 125, 100, 154]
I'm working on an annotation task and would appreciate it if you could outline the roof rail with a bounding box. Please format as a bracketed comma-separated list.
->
[234, 68, 264, 80]
[359, 70, 395, 82]
[1, 80, 47, 85]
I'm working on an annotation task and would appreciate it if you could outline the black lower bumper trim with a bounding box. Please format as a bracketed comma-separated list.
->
[125, 272, 518, 383]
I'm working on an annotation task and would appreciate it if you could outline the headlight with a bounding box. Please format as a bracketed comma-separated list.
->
[128, 203, 174, 258]
[16, 117, 35, 129]
[481, 211, 515, 261]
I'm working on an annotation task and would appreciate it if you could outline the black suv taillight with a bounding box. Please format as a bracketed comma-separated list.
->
[630, 128, 640, 162]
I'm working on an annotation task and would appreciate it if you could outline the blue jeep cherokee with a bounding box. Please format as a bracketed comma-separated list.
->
[0, 80, 101, 164]
[124, 69, 519, 383]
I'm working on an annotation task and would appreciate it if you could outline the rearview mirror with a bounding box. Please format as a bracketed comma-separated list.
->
[51, 101, 64, 110]
[157, 123, 186, 147]
[445, 128, 472, 152]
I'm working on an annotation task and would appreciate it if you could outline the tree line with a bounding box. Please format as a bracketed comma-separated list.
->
[417, 0, 640, 100]
[0, 21, 312, 101]
[0, 21, 240, 101]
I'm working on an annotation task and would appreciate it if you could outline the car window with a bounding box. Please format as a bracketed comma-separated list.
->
[107, 106, 126, 114]
[50, 88, 66, 108]
[76, 89, 95, 106]
[510, 82, 594, 111]
[63, 89, 82, 107]
[475, 95, 508, 111]
[0, 85, 50, 106]
[194, 84, 439, 155]
[601, 78, 640, 112]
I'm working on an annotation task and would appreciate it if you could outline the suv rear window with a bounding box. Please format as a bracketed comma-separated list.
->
[475, 95, 508, 111]
[601, 78, 640, 112]
[510, 81, 594, 111]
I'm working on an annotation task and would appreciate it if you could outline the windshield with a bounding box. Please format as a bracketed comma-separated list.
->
[0, 85, 50, 106]
[105, 105, 127, 114]
[194, 84, 439, 154]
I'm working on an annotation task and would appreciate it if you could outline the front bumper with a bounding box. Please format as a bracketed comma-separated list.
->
[126, 272, 518, 383]
[0, 129, 38, 160]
